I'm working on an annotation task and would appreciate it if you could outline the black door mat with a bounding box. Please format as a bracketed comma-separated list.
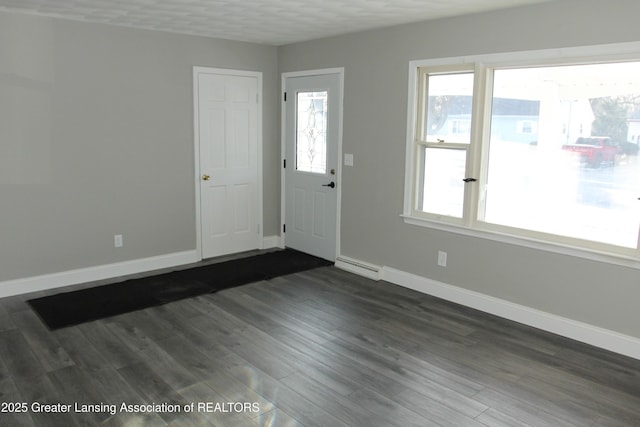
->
[27, 249, 332, 330]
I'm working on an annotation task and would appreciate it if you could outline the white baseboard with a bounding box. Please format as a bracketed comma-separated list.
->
[262, 235, 283, 250]
[335, 255, 640, 361]
[382, 266, 640, 360]
[2, 240, 282, 299]
[335, 255, 381, 280]
[0, 250, 199, 298]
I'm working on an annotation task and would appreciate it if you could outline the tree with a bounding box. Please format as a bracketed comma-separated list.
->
[589, 96, 634, 143]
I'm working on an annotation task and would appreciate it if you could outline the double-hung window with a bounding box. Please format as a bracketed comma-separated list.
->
[404, 50, 640, 261]
[412, 65, 478, 221]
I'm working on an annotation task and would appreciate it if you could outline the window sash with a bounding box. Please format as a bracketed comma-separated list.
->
[413, 65, 479, 222]
[415, 143, 469, 220]
[417, 66, 475, 145]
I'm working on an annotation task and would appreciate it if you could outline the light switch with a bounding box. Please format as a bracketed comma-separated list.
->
[344, 153, 354, 166]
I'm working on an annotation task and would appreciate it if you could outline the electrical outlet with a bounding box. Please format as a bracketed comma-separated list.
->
[114, 234, 123, 248]
[437, 251, 447, 267]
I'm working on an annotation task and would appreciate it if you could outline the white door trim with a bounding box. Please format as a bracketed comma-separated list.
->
[193, 66, 263, 261]
[280, 68, 344, 259]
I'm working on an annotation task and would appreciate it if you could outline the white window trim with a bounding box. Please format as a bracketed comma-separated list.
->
[403, 42, 640, 269]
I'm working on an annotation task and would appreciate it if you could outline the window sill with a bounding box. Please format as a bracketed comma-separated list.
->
[401, 214, 640, 270]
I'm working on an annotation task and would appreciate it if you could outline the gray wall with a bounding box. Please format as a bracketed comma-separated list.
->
[279, 0, 640, 338]
[2, 1, 639, 340]
[0, 12, 279, 282]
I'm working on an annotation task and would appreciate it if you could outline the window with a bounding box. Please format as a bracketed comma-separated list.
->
[451, 120, 471, 134]
[405, 51, 640, 260]
[414, 67, 475, 220]
[296, 91, 328, 174]
[517, 120, 535, 134]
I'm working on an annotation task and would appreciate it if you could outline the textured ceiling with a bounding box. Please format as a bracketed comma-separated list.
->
[0, 0, 552, 46]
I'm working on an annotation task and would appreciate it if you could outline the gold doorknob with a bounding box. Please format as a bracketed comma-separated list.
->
[202, 174, 211, 181]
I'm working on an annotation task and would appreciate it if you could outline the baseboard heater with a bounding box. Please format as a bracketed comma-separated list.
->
[335, 256, 381, 280]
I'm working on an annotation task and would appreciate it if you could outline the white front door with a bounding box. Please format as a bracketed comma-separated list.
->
[283, 72, 342, 261]
[195, 68, 261, 259]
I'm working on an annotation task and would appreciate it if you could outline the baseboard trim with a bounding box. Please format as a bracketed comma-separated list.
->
[262, 235, 283, 250]
[335, 255, 381, 280]
[332, 255, 640, 360]
[0, 250, 199, 298]
[380, 266, 640, 361]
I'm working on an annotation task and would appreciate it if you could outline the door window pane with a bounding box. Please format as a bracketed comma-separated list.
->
[296, 91, 327, 174]
[483, 63, 640, 248]
[420, 147, 466, 218]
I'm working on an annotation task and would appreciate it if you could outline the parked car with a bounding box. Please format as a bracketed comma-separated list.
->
[619, 140, 640, 155]
[561, 136, 621, 167]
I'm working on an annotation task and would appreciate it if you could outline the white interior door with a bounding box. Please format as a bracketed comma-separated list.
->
[196, 68, 261, 259]
[284, 72, 342, 261]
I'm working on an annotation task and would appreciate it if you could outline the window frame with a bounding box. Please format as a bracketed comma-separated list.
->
[403, 44, 640, 268]
[408, 63, 486, 225]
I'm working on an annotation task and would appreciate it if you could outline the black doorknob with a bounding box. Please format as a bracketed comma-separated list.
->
[322, 181, 336, 188]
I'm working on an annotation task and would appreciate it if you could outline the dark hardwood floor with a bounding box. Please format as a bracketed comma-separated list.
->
[1, 261, 639, 426]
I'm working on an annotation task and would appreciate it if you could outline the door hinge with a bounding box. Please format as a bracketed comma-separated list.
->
[283, 224, 286, 233]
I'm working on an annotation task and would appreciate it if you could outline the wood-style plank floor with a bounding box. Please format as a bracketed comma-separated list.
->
[1, 257, 639, 426]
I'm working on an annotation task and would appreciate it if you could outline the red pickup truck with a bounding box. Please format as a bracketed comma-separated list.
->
[561, 136, 621, 167]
